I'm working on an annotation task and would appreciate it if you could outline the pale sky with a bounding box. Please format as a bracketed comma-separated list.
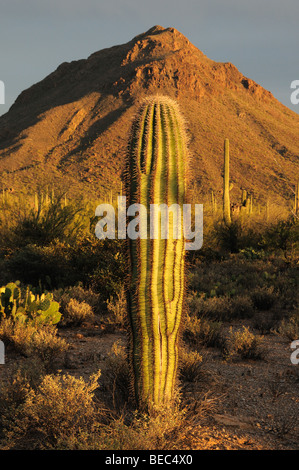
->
[0, 0, 298, 116]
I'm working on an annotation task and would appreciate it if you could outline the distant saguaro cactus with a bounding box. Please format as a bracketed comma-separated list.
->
[241, 189, 247, 207]
[126, 96, 188, 410]
[211, 189, 217, 214]
[223, 138, 231, 225]
[295, 181, 299, 215]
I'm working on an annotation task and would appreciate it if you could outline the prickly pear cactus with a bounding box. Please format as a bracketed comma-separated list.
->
[0, 282, 61, 325]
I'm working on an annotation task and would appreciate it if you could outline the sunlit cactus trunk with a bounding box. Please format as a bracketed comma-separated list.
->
[125, 96, 188, 410]
[223, 138, 231, 225]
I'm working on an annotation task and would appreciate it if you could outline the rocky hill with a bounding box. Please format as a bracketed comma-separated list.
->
[0, 25, 298, 206]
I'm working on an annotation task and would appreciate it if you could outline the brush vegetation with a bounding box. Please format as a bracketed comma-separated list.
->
[0, 176, 297, 449]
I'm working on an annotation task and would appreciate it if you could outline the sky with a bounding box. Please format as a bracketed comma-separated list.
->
[0, 0, 298, 116]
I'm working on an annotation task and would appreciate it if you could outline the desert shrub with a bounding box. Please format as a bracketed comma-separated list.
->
[28, 327, 68, 367]
[100, 404, 188, 450]
[223, 326, 266, 361]
[183, 314, 223, 348]
[188, 294, 232, 320]
[98, 387, 219, 450]
[213, 219, 262, 253]
[1, 370, 102, 449]
[105, 287, 127, 331]
[62, 298, 94, 326]
[53, 283, 100, 313]
[0, 364, 184, 450]
[250, 286, 278, 311]
[272, 271, 298, 310]
[188, 293, 253, 322]
[0, 319, 68, 368]
[239, 247, 266, 260]
[262, 216, 299, 257]
[230, 295, 255, 318]
[252, 311, 280, 335]
[11, 196, 87, 248]
[0, 370, 32, 441]
[179, 348, 203, 382]
[4, 243, 72, 289]
[4, 238, 126, 299]
[214, 220, 243, 253]
[276, 314, 299, 341]
[188, 253, 298, 297]
[0, 318, 34, 355]
[99, 341, 130, 410]
[71, 238, 126, 300]
[188, 256, 272, 298]
[212, 213, 298, 256]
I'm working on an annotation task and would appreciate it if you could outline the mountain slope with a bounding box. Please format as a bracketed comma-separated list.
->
[0, 25, 298, 206]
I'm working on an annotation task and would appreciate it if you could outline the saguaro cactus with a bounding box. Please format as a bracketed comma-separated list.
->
[211, 189, 217, 214]
[223, 138, 231, 225]
[295, 181, 299, 215]
[126, 96, 188, 410]
[241, 189, 247, 207]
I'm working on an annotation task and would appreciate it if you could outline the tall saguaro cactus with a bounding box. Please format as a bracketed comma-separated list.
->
[223, 138, 231, 225]
[126, 96, 188, 410]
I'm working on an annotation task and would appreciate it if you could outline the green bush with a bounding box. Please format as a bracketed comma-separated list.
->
[11, 196, 87, 247]
[3, 238, 126, 300]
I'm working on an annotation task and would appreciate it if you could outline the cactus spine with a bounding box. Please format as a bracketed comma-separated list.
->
[223, 138, 231, 225]
[126, 96, 188, 410]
